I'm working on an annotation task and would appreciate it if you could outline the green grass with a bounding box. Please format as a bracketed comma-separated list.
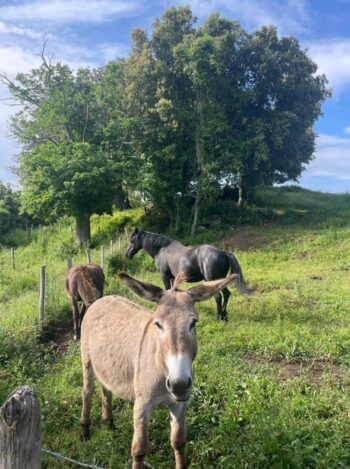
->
[1, 187, 350, 468]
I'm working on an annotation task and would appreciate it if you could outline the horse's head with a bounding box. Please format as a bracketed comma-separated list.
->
[125, 227, 143, 259]
[119, 271, 238, 402]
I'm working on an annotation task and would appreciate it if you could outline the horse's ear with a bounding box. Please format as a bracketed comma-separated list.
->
[187, 274, 239, 303]
[119, 272, 163, 303]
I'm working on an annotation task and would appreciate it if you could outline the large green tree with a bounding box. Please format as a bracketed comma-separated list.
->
[2, 58, 128, 246]
[125, 8, 329, 233]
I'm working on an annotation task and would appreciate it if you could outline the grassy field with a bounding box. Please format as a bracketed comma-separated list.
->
[1, 187, 350, 468]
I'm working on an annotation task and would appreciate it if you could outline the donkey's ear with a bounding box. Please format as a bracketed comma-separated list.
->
[187, 274, 239, 303]
[119, 272, 163, 303]
[134, 227, 139, 234]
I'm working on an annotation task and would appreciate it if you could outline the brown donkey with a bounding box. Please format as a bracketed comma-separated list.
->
[80, 271, 238, 469]
[65, 264, 105, 340]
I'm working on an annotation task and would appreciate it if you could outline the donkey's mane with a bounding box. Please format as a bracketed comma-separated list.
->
[142, 231, 181, 257]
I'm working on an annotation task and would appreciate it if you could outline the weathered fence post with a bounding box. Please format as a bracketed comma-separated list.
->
[110, 239, 114, 256]
[86, 248, 91, 263]
[101, 245, 105, 269]
[39, 265, 46, 322]
[11, 248, 15, 269]
[0, 386, 41, 469]
[67, 257, 73, 269]
[118, 237, 121, 251]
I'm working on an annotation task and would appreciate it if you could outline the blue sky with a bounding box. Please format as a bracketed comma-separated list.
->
[0, 0, 350, 192]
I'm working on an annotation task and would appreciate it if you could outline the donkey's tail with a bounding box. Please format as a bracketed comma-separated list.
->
[227, 252, 252, 295]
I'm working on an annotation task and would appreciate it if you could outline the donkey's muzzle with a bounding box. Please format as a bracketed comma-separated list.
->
[166, 376, 192, 400]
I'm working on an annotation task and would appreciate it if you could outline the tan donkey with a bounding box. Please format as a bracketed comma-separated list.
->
[80, 271, 238, 469]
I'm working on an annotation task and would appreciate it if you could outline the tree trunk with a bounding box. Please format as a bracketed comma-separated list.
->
[190, 91, 204, 237]
[75, 213, 91, 248]
[238, 175, 246, 207]
[0, 386, 41, 469]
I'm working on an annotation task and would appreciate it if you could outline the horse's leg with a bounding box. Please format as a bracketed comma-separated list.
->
[169, 402, 188, 469]
[131, 400, 152, 469]
[80, 360, 95, 440]
[214, 293, 223, 320]
[161, 271, 172, 290]
[221, 287, 231, 321]
[101, 385, 114, 429]
[72, 298, 80, 340]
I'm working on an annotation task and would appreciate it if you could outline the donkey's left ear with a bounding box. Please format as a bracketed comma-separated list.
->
[187, 274, 239, 303]
[119, 272, 163, 303]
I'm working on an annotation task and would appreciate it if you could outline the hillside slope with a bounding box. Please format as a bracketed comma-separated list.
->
[1, 187, 350, 468]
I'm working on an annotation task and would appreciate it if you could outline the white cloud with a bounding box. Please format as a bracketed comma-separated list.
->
[0, 21, 42, 39]
[0, 46, 42, 77]
[0, 0, 140, 24]
[306, 39, 350, 92]
[305, 133, 350, 181]
[344, 126, 350, 135]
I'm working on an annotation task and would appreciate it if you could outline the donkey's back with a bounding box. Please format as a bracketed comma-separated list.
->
[81, 295, 153, 400]
[65, 263, 105, 340]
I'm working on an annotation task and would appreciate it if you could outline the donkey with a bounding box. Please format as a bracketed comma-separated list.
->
[80, 271, 238, 469]
[65, 264, 104, 340]
[125, 228, 252, 320]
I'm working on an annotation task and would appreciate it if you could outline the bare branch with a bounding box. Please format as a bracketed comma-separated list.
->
[82, 104, 89, 142]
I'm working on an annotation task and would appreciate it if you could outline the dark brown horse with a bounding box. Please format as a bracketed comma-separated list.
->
[125, 229, 252, 320]
[65, 264, 105, 340]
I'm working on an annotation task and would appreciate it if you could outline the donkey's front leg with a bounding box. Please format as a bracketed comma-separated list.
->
[132, 400, 152, 469]
[169, 402, 188, 469]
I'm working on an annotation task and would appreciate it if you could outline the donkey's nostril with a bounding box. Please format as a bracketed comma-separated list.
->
[188, 377, 192, 388]
[166, 377, 171, 390]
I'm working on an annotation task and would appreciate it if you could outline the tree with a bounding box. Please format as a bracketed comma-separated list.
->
[125, 8, 329, 233]
[0, 182, 22, 235]
[2, 56, 128, 247]
[124, 7, 197, 231]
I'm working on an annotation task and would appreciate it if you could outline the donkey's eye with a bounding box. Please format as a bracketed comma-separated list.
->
[154, 321, 163, 330]
[190, 320, 197, 331]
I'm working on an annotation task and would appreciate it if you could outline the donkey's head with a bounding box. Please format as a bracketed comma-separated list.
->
[119, 271, 239, 402]
[125, 227, 143, 259]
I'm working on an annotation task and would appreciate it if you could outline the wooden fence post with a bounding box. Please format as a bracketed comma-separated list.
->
[0, 386, 41, 469]
[110, 239, 113, 256]
[118, 237, 121, 251]
[39, 265, 46, 322]
[101, 245, 105, 269]
[68, 257, 73, 269]
[11, 248, 15, 269]
[86, 248, 91, 263]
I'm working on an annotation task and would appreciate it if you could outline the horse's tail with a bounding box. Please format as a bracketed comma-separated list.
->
[227, 252, 252, 295]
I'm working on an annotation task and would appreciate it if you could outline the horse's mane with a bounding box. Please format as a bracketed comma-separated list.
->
[141, 231, 180, 257]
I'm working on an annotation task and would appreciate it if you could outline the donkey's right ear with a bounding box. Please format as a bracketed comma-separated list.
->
[188, 274, 239, 303]
[119, 272, 163, 303]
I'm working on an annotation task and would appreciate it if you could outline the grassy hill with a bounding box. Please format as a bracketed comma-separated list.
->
[1, 186, 350, 468]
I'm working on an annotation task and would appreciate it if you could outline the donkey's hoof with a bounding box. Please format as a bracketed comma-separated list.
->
[103, 418, 116, 431]
[81, 424, 90, 441]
